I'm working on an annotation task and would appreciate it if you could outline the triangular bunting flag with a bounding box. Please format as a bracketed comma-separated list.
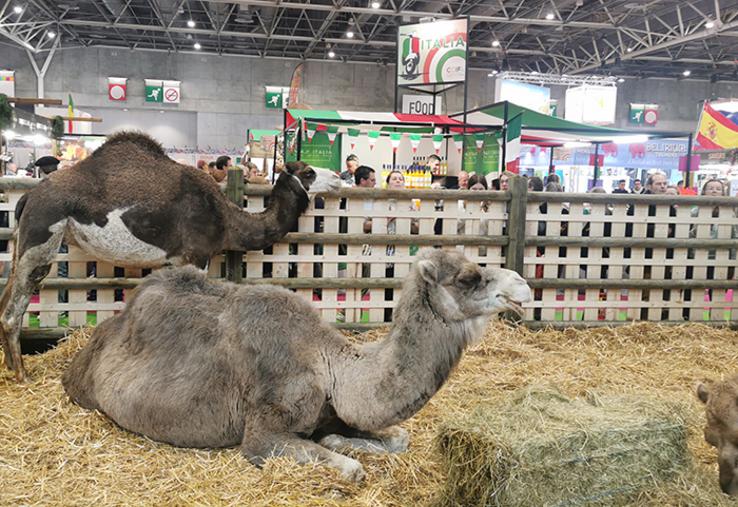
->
[504, 115, 522, 174]
[305, 121, 316, 143]
[347, 128, 360, 150]
[409, 134, 422, 153]
[432, 134, 443, 154]
[390, 132, 403, 154]
[326, 126, 339, 145]
[453, 134, 464, 153]
[367, 130, 380, 150]
[475, 133, 485, 152]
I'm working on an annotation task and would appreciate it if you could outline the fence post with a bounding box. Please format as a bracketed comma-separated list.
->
[505, 175, 528, 276]
[224, 168, 244, 283]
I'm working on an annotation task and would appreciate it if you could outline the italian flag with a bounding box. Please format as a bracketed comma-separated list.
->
[504, 114, 522, 173]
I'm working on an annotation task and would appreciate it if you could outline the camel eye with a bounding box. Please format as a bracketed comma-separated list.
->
[456, 270, 481, 289]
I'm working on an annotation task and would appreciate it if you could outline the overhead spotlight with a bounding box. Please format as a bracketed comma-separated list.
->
[488, 70, 499, 77]
[194, 42, 201, 50]
[626, 47, 633, 52]
[187, 20, 196, 28]
[328, 50, 336, 58]
[617, 77, 625, 83]
[346, 30, 354, 38]
[531, 70, 539, 75]
[13, 5, 22, 13]
[47, 31, 56, 39]
[545, 12, 555, 20]
[682, 69, 691, 77]
[705, 20, 715, 28]
[492, 40, 500, 47]
[159, 110, 165, 114]
[371, 1, 381, 9]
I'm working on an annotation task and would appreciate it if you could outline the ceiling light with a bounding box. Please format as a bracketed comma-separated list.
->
[545, 13, 555, 20]
[194, 42, 201, 50]
[123, 108, 128, 112]
[160, 110, 165, 114]
[328, 50, 336, 58]
[705, 20, 715, 28]
[682, 69, 691, 77]
[13, 6, 22, 13]
[626, 47, 633, 52]
[371, 1, 381, 9]
[531, 70, 539, 75]
[47, 31, 56, 39]
[346, 30, 354, 38]
[617, 77, 625, 83]
[492, 40, 500, 47]
[488, 70, 499, 76]
[187, 20, 196, 28]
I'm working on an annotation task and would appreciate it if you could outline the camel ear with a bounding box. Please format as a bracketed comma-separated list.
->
[284, 161, 305, 175]
[417, 260, 439, 284]
[696, 382, 710, 404]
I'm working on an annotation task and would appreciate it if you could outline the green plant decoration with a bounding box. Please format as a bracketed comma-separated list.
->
[51, 115, 64, 140]
[0, 94, 13, 131]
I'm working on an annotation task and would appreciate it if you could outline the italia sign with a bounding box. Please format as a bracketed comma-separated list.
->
[397, 18, 468, 86]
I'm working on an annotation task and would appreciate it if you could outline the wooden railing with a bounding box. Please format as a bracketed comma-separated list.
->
[1, 173, 737, 337]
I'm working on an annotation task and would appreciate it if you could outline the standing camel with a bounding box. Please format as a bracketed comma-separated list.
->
[0, 131, 339, 382]
[62, 248, 531, 481]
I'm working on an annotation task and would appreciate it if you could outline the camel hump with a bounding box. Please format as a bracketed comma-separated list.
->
[92, 131, 168, 159]
[14, 193, 28, 222]
[140, 265, 229, 298]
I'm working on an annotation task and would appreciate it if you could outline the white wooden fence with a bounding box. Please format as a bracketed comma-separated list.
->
[0, 175, 736, 338]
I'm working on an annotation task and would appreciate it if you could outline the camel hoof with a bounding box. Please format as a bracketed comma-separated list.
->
[340, 460, 366, 483]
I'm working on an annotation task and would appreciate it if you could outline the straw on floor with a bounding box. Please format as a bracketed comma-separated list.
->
[1, 322, 737, 506]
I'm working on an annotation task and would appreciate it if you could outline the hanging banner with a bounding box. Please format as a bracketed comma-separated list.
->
[266, 86, 290, 109]
[463, 133, 500, 175]
[145, 79, 163, 102]
[285, 130, 341, 170]
[390, 132, 403, 153]
[397, 18, 468, 86]
[326, 126, 339, 145]
[107, 77, 127, 101]
[453, 134, 464, 153]
[305, 121, 316, 142]
[0, 70, 15, 97]
[475, 133, 485, 151]
[409, 133, 422, 153]
[696, 101, 738, 150]
[162, 80, 181, 104]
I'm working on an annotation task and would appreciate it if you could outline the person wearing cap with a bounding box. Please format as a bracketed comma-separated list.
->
[340, 154, 359, 186]
[34, 155, 60, 179]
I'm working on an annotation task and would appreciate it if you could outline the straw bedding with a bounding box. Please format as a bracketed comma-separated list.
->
[1, 322, 737, 506]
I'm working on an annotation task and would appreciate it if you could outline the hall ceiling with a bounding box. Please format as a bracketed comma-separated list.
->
[2, 0, 737, 81]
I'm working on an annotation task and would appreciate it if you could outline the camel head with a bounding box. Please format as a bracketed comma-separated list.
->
[414, 248, 531, 323]
[284, 161, 341, 196]
[696, 376, 738, 496]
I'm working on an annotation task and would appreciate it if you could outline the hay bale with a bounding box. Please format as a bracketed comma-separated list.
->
[436, 386, 691, 507]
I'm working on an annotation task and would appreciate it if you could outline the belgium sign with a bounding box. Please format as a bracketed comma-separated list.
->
[397, 18, 468, 86]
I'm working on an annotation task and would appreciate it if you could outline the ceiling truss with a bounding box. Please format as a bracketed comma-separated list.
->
[0, 0, 735, 81]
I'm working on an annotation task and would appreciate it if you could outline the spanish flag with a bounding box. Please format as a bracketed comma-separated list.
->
[67, 94, 74, 133]
[695, 101, 738, 150]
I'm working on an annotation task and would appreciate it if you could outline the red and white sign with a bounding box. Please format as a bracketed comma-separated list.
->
[643, 107, 659, 126]
[162, 80, 181, 104]
[107, 77, 127, 101]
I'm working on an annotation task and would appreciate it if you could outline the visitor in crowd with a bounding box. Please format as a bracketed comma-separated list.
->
[499, 171, 511, 191]
[528, 176, 544, 192]
[341, 154, 359, 186]
[701, 178, 725, 197]
[545, 181, 563, 192]
[34, 155, 60, 179]
[245, 161, 268, 184]
[196, 160, 208, 172]
[386, 170, 405, 189]
[665, 185, 679, 196]
[426, 154, 441, 173]
[644, 172, 668, 194]
[545, 173, 560, 186]
[457, 170, 469, 190]
[354, 165, 376, 188]
[612, 179, 629, 194]
[209, 155, 231, 183]
[468, 173, 488, 191]
[632, 178, 643, 193]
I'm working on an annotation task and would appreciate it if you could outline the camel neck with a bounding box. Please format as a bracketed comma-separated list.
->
[224, 173, 310, 251]
[331, 279, 471, 431]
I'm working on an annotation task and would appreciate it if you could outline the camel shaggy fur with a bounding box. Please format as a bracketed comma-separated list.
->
[0, 131, 339, 382]
[62, 248, 531, 481]
[696, 376, 738, 496]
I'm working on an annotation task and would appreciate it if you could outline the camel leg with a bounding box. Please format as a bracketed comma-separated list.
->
[0, 224, 65, 381]
[241, 426, 366, 482]
[319, 425, 409, 454]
